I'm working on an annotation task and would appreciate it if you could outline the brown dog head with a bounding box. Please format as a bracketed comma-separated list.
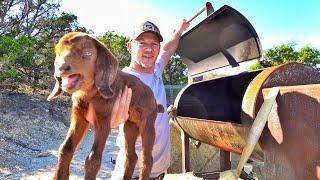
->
[47, 32, 118, 101]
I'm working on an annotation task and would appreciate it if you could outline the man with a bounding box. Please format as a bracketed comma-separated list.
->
[88, 19, 189, 179]
[112, 20, 189, 179]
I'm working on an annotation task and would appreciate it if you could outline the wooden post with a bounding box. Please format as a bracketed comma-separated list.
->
[181, 129, 190, 172]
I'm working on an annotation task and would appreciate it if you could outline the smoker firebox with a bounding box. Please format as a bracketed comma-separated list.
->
[176, 70, 262, 123]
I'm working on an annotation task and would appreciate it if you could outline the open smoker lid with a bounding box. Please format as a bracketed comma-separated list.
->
[177, 5, 262, 77]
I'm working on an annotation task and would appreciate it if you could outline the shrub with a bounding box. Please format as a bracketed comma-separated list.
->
[0, 65, 27, 83]
[0, 36, 36, 68]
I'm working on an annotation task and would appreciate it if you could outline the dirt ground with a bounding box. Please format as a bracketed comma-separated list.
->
[0, 91, 120, 179]
[0, 90, 265, 180]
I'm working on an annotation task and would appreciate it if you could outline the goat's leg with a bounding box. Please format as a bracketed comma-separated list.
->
[84, 116, 110, 180]
[123, 121, 139, 180]
[139, 116, 156, 180]
[53, 115, 89, 180]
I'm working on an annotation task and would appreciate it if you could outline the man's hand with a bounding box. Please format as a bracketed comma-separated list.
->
[161, 19, 190, 67]
[85, 86, 132, 128]
[178, 19, 190, 34]
[110, 86, 132, 128]
[167, 104, 176, 119]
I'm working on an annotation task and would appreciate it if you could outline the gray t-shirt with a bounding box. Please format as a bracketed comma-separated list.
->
[111, 57, 170, 179]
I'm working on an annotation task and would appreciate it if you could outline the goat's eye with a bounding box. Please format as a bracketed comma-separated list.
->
[82, 51, 92, 59]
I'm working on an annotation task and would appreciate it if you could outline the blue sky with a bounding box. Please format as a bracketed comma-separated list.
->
[60, 0, 320, 50]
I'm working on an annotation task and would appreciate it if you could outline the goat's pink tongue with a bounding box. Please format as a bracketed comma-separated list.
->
[61, 74, 80, 89]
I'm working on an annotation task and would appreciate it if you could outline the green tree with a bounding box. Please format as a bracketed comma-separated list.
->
[297, 46, 320, 67]
[39, 12, 90, 42]
[248, 60, 263, 70]
[262, 42, 320, 69]
[0, 0, 60, 37]
[0, 0, 89, 38]
[0, 36, 36, 84]
[262, 42, 298, 66]
[163, 54, 188, 85]
[98, 31, 131, 69]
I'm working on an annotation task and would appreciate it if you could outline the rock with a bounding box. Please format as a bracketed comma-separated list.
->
[37, 152, 52, 158]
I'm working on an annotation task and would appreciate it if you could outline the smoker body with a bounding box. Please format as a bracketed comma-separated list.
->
[173, 3, 320, 179]
[174, 70, 264, 160]
[174, 4, 264, 161]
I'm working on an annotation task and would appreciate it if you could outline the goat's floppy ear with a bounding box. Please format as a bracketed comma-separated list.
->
[47, 76, 63, 101]
[94, 39, 118, 99]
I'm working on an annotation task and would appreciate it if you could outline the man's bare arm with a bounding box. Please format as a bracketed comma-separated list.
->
[159, 19, 190, 68]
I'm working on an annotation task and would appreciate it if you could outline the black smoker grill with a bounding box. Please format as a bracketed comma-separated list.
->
[172, 3, 320, 180]
[175, 4, 264, 161]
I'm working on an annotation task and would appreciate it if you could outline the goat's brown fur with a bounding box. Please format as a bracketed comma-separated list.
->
[48, 32, 163, 180]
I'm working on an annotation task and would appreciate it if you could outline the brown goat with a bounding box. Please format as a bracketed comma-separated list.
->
[47, 32, 163, 180]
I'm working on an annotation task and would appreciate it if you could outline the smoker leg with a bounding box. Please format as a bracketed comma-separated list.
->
[181, 130, 190, 172]
[219, 149, 231, 171]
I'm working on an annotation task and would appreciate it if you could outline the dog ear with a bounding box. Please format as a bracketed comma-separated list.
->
[47, 76, 63, 101]
[93, 39, 118, 99]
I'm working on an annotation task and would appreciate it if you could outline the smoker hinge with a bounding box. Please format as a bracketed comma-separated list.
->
[193, 75, 203, 82]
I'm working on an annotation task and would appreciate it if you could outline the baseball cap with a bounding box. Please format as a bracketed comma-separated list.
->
[131, 21, 163, 42]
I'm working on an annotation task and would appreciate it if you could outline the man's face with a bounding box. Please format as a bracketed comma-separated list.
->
[128, 32, 161, 70]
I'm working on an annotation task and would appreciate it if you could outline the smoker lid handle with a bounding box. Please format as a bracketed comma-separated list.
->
[186, 2, 214, 23]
